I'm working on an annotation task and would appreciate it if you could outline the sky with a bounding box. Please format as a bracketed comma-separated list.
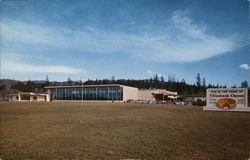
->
[0, 0, 249, 87]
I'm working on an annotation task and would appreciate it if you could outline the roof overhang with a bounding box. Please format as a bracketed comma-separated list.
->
[44, 84, 128, 89]
[7, 92, 49, 96]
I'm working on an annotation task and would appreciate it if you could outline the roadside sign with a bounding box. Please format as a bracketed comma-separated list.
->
[203, 88, 249, 112]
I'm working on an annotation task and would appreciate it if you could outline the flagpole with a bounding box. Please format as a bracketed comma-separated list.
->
[79, 76, 84, 124]
[81, 76, 83, 107]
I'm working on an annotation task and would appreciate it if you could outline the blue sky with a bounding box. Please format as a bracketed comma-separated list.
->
[1, 0, 249, 86]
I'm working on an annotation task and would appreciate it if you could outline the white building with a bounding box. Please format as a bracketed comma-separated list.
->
[45, 84, 138, 102]
[45, 84, 178, 102]
[138, 89, 178, 101]
[7, 92, 50, 102]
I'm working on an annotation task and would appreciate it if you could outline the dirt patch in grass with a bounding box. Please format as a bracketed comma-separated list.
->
[0, 102, 249, 160]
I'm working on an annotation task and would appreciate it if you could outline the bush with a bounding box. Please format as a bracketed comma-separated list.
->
[192, 99, 206, 106]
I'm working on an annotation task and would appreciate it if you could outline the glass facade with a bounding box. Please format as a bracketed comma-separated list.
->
[51, 86, 123, 101]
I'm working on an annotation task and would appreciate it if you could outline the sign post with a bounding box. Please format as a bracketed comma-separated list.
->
[203, 88, 250, 112]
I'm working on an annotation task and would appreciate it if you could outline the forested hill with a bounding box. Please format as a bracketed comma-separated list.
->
[1, 74, 248, 100]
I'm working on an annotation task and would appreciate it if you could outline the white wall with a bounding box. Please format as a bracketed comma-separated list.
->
[8, 94, 50, 102]
[46, 95, 50, 102]
[9, 95, 19, 101]
[122, 86, 138, 101]
[138, 90, 154, 100]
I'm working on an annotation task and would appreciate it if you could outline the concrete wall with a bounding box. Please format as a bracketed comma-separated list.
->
[31, 95, 49, 102]
[122, 86, 138, 101]
[37, 95, 45, 101]
[8, 93, 50, 102]
[47, 89, 51, 95]
[8, 95, 19, 101]
[138, 90, 154, 101]
[46, 95, 50, 102]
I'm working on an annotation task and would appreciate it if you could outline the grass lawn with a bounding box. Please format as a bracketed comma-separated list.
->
[0, 102, 249, 160]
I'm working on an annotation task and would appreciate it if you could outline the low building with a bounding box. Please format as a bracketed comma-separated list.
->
[45, 84, 179, 102]
[138, 89, 178, 101]
[45, 84, 138, 102]
[7, 92, 50, 102]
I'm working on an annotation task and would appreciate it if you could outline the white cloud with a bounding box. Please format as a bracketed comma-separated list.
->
[146, 70, 153, 74]
[135, 10, 237, 62]
[1, 53, 84, 74]
[146, 70, 164, 77]
[239, 64, 250, 70]
[6, 63, 83, 74]
[1, 11, 238, 62]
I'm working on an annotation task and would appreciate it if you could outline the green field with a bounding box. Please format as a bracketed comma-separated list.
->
[0, 102, 249, 160]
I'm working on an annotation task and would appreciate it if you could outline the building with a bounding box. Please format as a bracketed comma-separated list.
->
[45, 84, 178, 102]
[138, 89, 178, 101]
[7, 92, 50, 102]
[45, 84, 138, 102]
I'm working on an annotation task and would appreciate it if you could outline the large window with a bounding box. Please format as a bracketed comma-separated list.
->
[52, 89, 57, 100]
[51, 87, 123, 101]
[21, 95, 30, 100]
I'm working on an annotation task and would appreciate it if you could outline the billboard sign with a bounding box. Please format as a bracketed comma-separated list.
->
[203, 88, 249, 112]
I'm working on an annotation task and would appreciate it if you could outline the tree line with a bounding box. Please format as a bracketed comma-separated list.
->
[10, 74, 249, 95]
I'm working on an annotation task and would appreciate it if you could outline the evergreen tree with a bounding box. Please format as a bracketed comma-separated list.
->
[196, 73, 201, 87]
[168, 75, 175, 82]
[25, 81, 36, 92]
[111, 76, 115, 83]
[67, 77, 73, 85]
[45, 75, 50, 86]
[46, 75, 49, 82]
[0, 84, 6, 90]
[216, 83, 219, 88]
[181, 79, 186, 84]
[241, 81, 248, 88]
[202, 77, 206, 87]
[154, 74, 159, 83]
[160, 75, 164, 83]
[207, 83, 213, 88]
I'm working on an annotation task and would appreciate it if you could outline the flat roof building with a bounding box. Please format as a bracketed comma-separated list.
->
[138, 89, 178, 101]
[45, 84, 138, 102]
[7, 92, 50, 102]
[45, 84, 178, 102]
